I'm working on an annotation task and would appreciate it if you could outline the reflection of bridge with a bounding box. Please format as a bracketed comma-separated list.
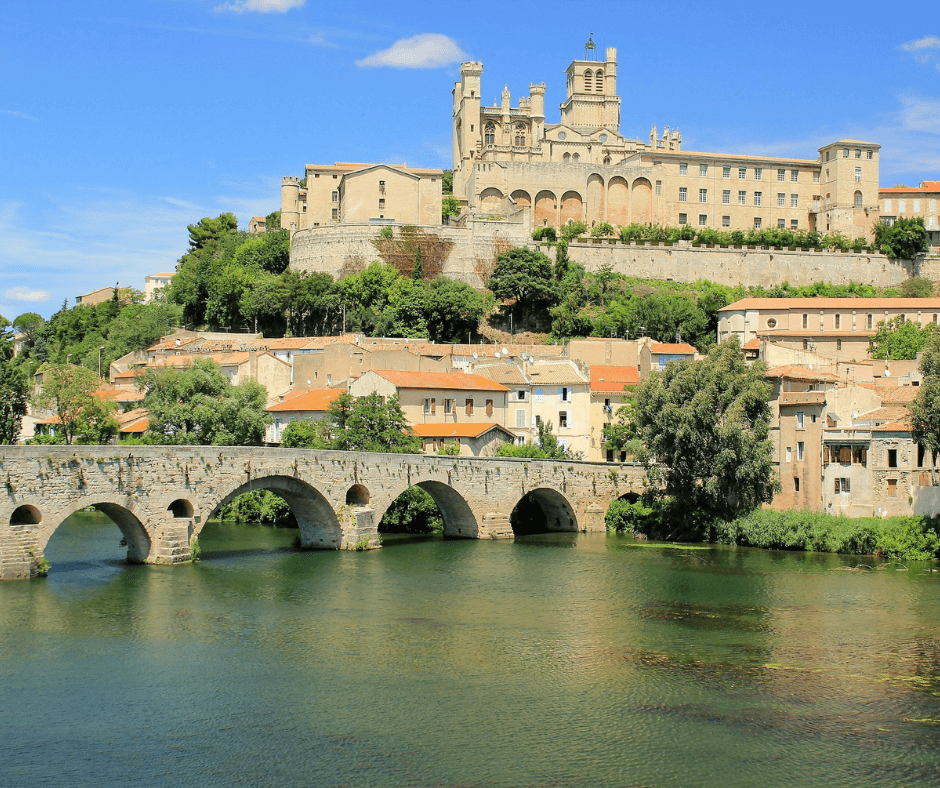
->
[0, 446, 645, 579]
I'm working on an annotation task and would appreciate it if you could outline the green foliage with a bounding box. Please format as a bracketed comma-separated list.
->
[713, 509, 940, 561]
[632, 339, 776, 531]
[141, 358, 270, 445]
[31, 364, 118, 445]
[379, 487, 444, 534]
[442, 196, 461, 221]
[605, 498, 653, 532]
[187, 213, 238, 251]
[436, 441, 461, 455]
[412, 245, 424, 282]
[560, 220, 587, 241]
[901, 277, 936, 298]
[496, 421, 582, 459]
[441, 169, 453, 195]
[531, 226, 557, 242]
[487, 247, 556, 305]
[12, 312, 44, 345]
[591, 222, 615, 238]
[265, 211, 281, 231]
[280, 418, 322, 448]
[0, 326, 28, 444]
[220, 490, 295, 525]
[189, 535, 201, 563]
[870, 315, 937, 360]
[873, 217, 930, 259]
[911, 334, 940, 462]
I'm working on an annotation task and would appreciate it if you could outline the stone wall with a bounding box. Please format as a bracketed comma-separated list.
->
[0, 446, 645, 579]
[559, 239, 916, 288]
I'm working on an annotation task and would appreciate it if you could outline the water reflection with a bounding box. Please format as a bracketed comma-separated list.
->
[1, 513, 938, 787]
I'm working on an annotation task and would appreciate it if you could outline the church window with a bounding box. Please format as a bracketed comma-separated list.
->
[563, 153, 571, 163]
[603, 156, 611, 165]
[584, 69, 593, 92]
[514, 123, 526, 146]
[595, 70, 604, 91]
[854, 191, 863, 209]
[558, 131, 567, 141]
[484, 123, 495, 145]
[572, 153, 580, 162]
[599, 133, 608, 143]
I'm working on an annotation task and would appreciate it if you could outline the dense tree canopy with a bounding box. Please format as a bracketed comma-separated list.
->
[910, 335, 940, 462]
[874, 217, 930, 259]
[869, 315, 937, 360]
[0, 325, 28, 444]
[631, 339, 776, 531]
[32, 364, 118, 445]
[141, 358, 269, 445]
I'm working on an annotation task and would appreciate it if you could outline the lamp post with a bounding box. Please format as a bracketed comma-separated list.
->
[98, 346, 105, 378]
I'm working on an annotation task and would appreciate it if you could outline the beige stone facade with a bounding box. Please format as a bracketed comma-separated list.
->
[281, 162, 443, 234]
[453, 43, 880, 240]
[879, 181, 940, 250]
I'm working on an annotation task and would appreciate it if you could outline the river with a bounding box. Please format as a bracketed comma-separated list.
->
[1, 511, 939, 787]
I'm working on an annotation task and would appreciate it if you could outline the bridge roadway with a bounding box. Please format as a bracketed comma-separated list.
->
[0, 445, 645, 579]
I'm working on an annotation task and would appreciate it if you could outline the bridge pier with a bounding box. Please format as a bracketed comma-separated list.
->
[0, 525, 44, 580]
[336, 505, 380, 550]
[153, 518, 196, 565]
[479, 513, 514, 539]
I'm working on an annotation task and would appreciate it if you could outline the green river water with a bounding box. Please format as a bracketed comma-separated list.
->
[1, 510, 939, 787]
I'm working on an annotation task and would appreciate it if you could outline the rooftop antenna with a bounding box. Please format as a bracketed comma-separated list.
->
[584, 34, 596, 61]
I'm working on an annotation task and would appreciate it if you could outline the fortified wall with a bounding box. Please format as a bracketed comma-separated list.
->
[290, 221, 917, 289]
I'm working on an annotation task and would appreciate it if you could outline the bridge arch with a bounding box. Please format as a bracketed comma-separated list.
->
[211, 475, 341, 549]
[378, 480, 478, 538]
[510, 487, 578, 535]
[36, 495, 153, 564]
[10, 504, 42, 526]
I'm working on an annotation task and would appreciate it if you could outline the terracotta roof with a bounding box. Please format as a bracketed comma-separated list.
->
[525, 362, 587, 385]
[861, 385, 921, 405]
[266, 389, 343, 412]
[471, 364, 528, 386]
[722, 297, 940, 311]
[263, 337, 324, 350]
[411, 423, 515, 439]
[880, 182, 940, 194]
[112, 369, 144, 380]
[765, 365, 841, 382]
[370, 370, 509, 392]
[650, 342, 697, 354]
[872, 419, 912, 433]
[590, 365, 639, 391]
[742, 338, 761, 350]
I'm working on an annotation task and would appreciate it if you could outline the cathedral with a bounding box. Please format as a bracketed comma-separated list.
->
[452, 40, 881, 239]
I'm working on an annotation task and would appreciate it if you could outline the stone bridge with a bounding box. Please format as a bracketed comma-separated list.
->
[0, 446, 646, 580]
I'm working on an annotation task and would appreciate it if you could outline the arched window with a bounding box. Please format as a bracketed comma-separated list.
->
[484, 122, 495, 145]
[603, 156, 611, 165]
[514, 123, 526, 147]
[854, 190, 863, 209]
[584, 69, 593, 92]
[595, 69, 604, 92]
[563, 152, 571, 163]
[573, 153, 581, 163]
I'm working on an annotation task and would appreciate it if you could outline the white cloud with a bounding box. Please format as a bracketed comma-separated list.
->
[215, 0, 304, 14]
[900, 94, 940, 134]
[5, 288, 49, 303]
[307, 32, 337, 48]
[1, 109, 39, 121]
[356, 33, 467, 69]
[901, 35, 940, 51]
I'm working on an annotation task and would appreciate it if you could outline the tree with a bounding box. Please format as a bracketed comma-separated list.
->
[412, 245, 424, 282]
[441, 169, 453, 194]
[496, 421, 581, 459]
[380, 487, 444, 533]
[426, 278, 484, 343]
[32, 364, 118, 445]
[265, 211, 281, 231]
[187, 213, 239, 251]
[281, 392, 421, 453]
[12, 312, 44, 346]
[487, 247, 556, 306]
[141, 358, 269, 445]
[0, 326, 28, 444]
[873, 217, 929, 259]
[442, 196, 460, 222]
[910, 334, 940, 461]
[870, 316, 937, 361]
[631, 339, 776, 530]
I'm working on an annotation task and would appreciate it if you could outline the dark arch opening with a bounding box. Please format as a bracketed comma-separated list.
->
[379, 481, 478, 541]
[10, 504, 42, 525]
[604, 492, 646, 534]
[211, 475, 340, 550]
[168, 499, 194, 519]
[510, 488, 578, 536]
[346, 484, 370, 506]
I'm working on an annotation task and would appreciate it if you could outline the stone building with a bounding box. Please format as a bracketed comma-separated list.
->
[879, 181, 940, 250]
[452, 40, 880, 239]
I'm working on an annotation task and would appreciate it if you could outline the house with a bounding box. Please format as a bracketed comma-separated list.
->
[264, 388, 345, 444]
[588, 365, 640, 462]
[411, 423, 516, 457]
[143, 273, 174, 303]
[639, 341, 698, 376]
[879, 181, 940, 250]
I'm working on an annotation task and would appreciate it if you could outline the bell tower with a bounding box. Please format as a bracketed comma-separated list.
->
[559, 38, 620, 133]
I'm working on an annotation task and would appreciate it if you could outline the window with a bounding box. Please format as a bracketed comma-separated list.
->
[836, 339, 843, 350]
[465, 398, 474, 415]
[791, 194, 799, 209]
[778, 169, 786, 182]
[699, 188, 708, 203]
[855, 167, 862, 184]
[738, 190, 747, 205]
[443, 398, 454, 414]
[559, 411, 568, 428]
[584, 69, 593, 91]
[723, 166, 731, 179]
[514, 123, 527, 146]
[835, 313, 841, 329]
[699, 214, 708, 226]
[680, 162, 688, 175]
[867, 150, 873, 159]
[797, 411, 805, 429]
[722, 215, 730, 227]
[754, 217, 762, 229]
[888, 449, 898, 468]
[754, 191, 762, 206]
[778, 219, 786, 229]
[843, 148, 849, 158]
[797, 441, 805, 460]
[331, 208, 338, 220]
[700, 164, 708, 177]
[679, 187, 687, 202]
[563, 152, 571, 163]
[655, 180, 662, 195]
[485, 399, 493, 416]
[378, 180, 386, 192]
[803, 339, 809, 350]
[791, 170, 799, 182]
[378, 198, 385, 209]
[331, 190, 338, 202]
[572, 153, 580, 162]
[755, 167, 762, 180]
[739, 167, 747, 179]
[678, 213, 687, 225]
[813, 172, 820, 183]
[559, 387, 570, 402]
[424, 398, 435, 414]
[914, 199, 921, 213]
[516, 389, 526, 401]
[834, 478, 850, 493]
[855, 149, 861, 159]
[786, 446, 792, 462]
[557, 132, 566, 141]
[899, 199, 906, 213]
[866, 314, 874, 329]
[802, 313, 809, 329]
[854, 191, 862, 209]
[791, 219, 799, 228]
[722, 190, 730, 204]
[515, 409, 526, 428]
[484, 123, 495, 145]
[778, 193, 786, 208]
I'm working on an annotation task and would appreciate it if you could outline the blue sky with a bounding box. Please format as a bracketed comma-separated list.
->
[2, 0, 938, 319]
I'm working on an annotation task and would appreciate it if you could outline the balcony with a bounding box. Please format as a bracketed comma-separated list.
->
[779, 391, 826, 406]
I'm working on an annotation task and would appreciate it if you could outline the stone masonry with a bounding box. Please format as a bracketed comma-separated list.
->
[0, 446, 645, 580]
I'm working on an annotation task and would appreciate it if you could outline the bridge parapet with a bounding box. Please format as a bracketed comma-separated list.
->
[1, 446, 646, 579]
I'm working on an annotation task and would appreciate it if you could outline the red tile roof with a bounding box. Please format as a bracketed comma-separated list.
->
[590, 365, 639, 391]
[370, 370, 509, 392]
[411, 423, 515, 439]
[266, 389, 344, 412]
[722, 297, 940, 311]
[650, 342, 698, 354]
[765, 365, 841, 382]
